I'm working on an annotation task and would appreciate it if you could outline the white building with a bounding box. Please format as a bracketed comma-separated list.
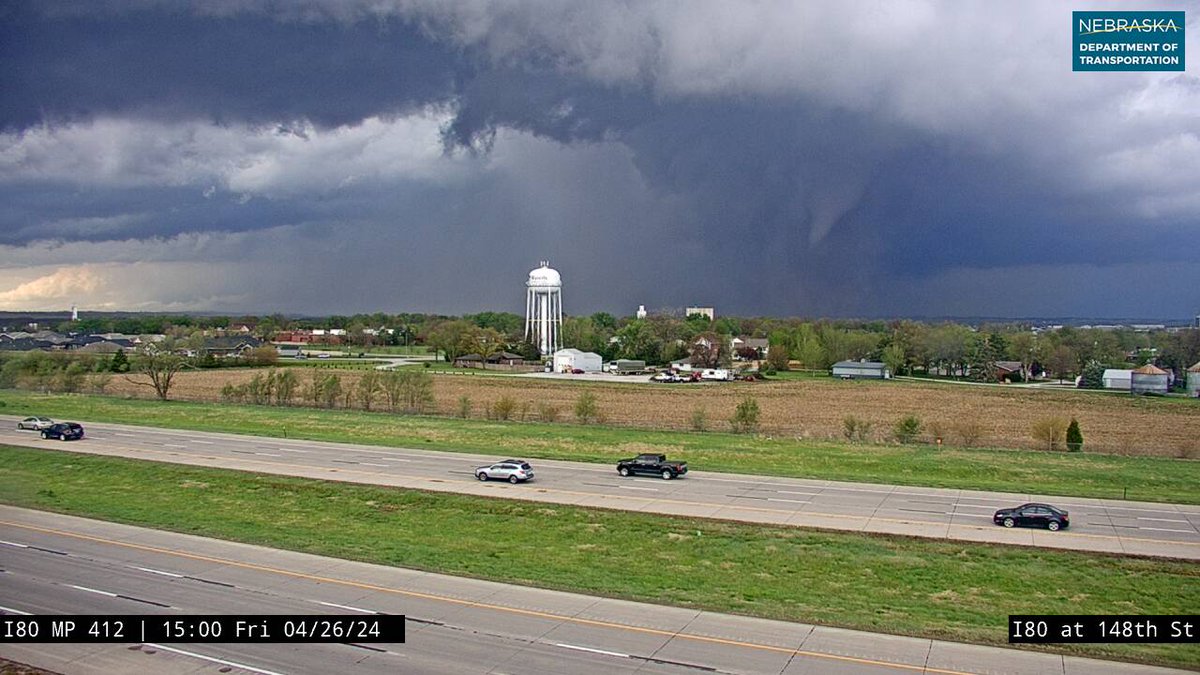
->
[1102, 369, 1133, 391]
[525, 262, 563, 355]
[636, 305, 647, 319]
[553, 348, 603, 373]
[685, 306, 714, 320]
[1187, 362, 1200, 397]
[832, 360, 890, 380]
[1131, 364, 1169, 395]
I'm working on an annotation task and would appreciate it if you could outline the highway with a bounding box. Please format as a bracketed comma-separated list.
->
[0, 507, 1185, 675]
[3, 417, 1198, 560]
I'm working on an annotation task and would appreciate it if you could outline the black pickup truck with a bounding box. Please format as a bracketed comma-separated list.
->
[616, 454, 688, 480]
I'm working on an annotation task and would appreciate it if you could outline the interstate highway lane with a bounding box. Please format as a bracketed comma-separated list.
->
[2, 416, 1198, 560]
[0, 506, 1188, 675]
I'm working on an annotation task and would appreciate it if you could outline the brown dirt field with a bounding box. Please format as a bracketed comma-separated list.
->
[104, 369, 1200, 457]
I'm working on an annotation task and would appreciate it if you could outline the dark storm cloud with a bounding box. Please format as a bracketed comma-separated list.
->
[0, 1, 463, 130]
[0, 1, 1196, 317]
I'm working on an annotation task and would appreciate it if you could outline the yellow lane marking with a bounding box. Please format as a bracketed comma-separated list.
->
[58, 443, 1200, 553]
[2, 519, 975, 675]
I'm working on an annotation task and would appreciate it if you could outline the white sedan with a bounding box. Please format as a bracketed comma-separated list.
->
[17, 416, 55, 430]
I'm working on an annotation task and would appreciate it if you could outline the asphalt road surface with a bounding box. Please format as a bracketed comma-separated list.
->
[0, 507, 1186, 675]
[3, 417, 1198, 560]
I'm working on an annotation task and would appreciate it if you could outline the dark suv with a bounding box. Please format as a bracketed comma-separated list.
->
[42, 423, 84, 441]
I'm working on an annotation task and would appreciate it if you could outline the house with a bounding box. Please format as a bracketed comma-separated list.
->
[486, 351, 525, 366]
[454, 353, 484, 368]
[1102, 369, 1133, 391]
[75, 340, 128, 355]
[203, 336, 264, 358]
[832, 360, 890, 380]
[731, 337, 769, 360]
[553, 348, 603, 373]
[994, 361, 1025, 382]
[275, 345, 304, 358]
[1130, 364, 1169, 395]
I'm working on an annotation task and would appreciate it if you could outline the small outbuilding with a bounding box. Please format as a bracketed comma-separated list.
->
[831, 360, 890, 380]
[1187, 362, 1200, 398]
[1102, 369, 1133, 391]
[553, 348, 603, 373]
[454, 353, 484, 369]
[1130, 364, 1169, 395]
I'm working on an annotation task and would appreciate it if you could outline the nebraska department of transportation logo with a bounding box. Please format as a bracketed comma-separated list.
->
[1074, 11, 1185, 71]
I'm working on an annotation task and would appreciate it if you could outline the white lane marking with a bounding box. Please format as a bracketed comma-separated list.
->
[69, 584, 118, 597]
[0, 604, 31, 615]
[192, 440, 214, 445]
[1138, 517, 1189, 523]
[256, 453, 283, 458]
[317, 601, 376, 614]
[777, 490, 819, 496]
[146, 644, 287, 675]
[1139, 527, 1195, 533]
[134, 566, 184, 578]
[555, 643, 630, 658]
[766, 498, 809, 504]
[949, 504, 997, 510]
[114, 433, 137, 437]
[162, 444, 187, 449]
[617, 485, 659, 491]
[0, 539, 29, 548]
[361, 463, 390, 468]
[273, 448, 308, 454]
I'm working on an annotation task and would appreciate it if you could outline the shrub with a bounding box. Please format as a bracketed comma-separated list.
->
[892, 415, 922, 444]
[927, 421, 946, 444]
[538, 403, 560, 423]
[953, 420, 984, 447]
[457, 395, 472, 418]
[1066, 417, 1083, 452]
[574, 392, 600, 424]
[492, 396, 517, 421]
[1032, 417, 1069, 451]
[730, 397, 760, 434]
[690, 406, 708, 432]
[843, 415, 873, 442]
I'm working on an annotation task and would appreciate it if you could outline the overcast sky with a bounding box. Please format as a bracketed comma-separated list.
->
[1, 1, 1197, 319]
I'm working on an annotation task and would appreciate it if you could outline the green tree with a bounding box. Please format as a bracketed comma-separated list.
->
[574, 391, 600, 424]
[109, 350, 130, 373]
[892, 415, 922, 443]
[730, 397, 760, 434]
[1079, 360, 1105, 389]
[1066, 418, 1083, 452]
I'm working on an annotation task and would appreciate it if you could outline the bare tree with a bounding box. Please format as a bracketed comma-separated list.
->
[126, 345, 189, 400]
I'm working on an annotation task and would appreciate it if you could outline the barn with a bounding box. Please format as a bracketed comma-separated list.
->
[1102, 369, 1133, 391]
[1187, 362, 1200, 398]
[553, 348, 603, 373]
[831, 360, 890, 380]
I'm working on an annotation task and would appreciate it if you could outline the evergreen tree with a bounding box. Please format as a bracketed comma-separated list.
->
[1066, 418, 1083, 452]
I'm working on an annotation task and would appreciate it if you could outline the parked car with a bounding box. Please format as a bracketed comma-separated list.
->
[650, 372, 681, 383]
[617, 453, 688, 480]
[993, 503, 1069, 531]
[475, 460, 535, 484]
[17, 416, 54, 431]
[570, 368, 585, 374]
[41, 422, 85, 441]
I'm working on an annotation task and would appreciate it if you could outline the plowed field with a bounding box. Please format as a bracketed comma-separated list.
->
[104, 369, 1199, 457]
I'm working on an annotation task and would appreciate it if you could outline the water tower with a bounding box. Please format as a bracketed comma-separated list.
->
[525, 261, 562, 355]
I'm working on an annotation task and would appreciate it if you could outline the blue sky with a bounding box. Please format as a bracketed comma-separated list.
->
[1, 1, 1197, 319]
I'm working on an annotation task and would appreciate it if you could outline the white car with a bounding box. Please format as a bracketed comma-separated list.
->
[17, 416, 54, 431]
[475, 460, 535, 484]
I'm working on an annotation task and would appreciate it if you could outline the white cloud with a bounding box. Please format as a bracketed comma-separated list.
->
[0, 108, 463, 198]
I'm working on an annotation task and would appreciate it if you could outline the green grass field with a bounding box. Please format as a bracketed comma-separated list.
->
[0, 445, 1193, 669]
[3, 391, 1197, 503]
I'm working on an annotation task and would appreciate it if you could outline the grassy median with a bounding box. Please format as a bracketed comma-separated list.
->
[0, 445, 1195, 669]
[4, 391, 1199, 503]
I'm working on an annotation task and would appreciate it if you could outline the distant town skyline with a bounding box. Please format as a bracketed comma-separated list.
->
[1, 2, 1197, 318]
